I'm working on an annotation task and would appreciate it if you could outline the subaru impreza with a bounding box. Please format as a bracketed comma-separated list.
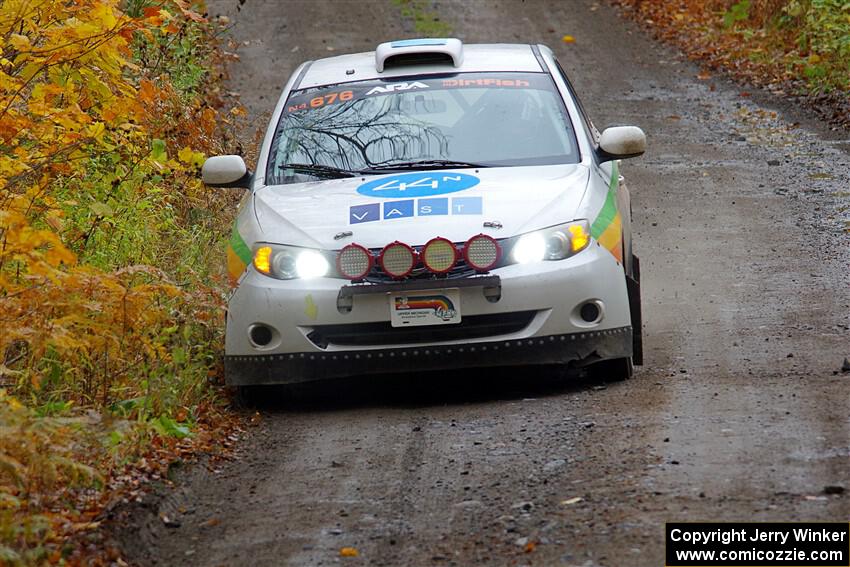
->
[202, 38, 647, 396]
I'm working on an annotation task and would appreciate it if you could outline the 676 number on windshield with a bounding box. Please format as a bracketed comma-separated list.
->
[287, 90, 353, 113]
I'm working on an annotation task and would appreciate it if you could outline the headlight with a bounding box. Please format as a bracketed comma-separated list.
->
[253, 244, 330, 280]
[512, 232, 546, 264]
[295, 250, 331, 278]
[510, 220, 591, 264]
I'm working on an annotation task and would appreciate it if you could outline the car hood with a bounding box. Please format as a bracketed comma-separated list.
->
[253, 164, 590, 249]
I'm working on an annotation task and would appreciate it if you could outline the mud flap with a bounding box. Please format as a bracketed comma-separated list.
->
[627, 255, 643, 365]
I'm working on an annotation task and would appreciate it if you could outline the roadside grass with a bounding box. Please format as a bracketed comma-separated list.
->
[0, 0, 242, 563]
[392, 0, 453, 37]
[613, 0, 850, 127]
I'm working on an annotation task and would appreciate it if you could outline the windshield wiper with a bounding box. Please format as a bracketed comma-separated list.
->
[363, 159, 491, 172]
[279, 163, 358, 179]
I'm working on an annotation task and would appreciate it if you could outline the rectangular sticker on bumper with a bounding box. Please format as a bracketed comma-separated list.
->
[389, 289, 461, 327]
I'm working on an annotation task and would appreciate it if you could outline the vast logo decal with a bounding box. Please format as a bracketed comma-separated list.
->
[357, 172, 480, 199]
[349, 197, 482, 224]
[349, 203, 380, 224]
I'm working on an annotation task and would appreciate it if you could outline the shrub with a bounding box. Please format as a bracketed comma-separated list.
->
[0, 0, 240, 562]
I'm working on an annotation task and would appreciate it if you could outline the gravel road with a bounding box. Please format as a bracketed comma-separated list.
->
[113, 1, 850, 565]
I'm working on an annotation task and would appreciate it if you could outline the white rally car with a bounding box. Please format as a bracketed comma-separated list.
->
[202, 39, 646, 394]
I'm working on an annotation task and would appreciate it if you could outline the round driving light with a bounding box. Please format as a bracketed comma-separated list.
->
[464, 234, 500, 271]
[295, 249, 330, 279]
[422, 237, 458, 274]
[337, 243, 373, 280]
[379, 241, 416, 278]
[513, 232, 546, 264]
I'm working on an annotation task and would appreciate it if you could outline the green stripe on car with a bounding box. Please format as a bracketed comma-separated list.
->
[590, 161, 619, 239]
[230, 223, 252, 264]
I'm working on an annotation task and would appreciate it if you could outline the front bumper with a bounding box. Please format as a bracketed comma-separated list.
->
[224, 242, 632, 385]
[225, 326, 632, 385]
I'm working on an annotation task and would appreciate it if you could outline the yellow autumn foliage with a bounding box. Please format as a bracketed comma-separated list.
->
[0, 0, 234, 402]
[0, 0, 239, 560]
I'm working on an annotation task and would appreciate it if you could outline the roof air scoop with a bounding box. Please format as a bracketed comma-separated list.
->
[375, 38, 464, 72]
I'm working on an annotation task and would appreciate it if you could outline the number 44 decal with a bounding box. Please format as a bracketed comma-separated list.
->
[371, 175, 461, 192]
[356, 171, 480, 198]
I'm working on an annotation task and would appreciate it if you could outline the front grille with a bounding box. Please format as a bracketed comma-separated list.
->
[306, 310, 537, 348]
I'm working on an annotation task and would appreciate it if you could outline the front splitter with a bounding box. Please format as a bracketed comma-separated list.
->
[224, 326, 633, 385]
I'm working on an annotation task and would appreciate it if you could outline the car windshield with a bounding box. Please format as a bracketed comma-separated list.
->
[267, 72, 579, 184]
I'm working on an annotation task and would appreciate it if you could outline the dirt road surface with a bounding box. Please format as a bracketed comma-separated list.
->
[113, 1, 850, 565]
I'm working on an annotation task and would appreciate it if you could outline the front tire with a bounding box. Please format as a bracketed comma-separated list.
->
[590, 356, 634, 381]
[234, 385, 264, 408]
[627, 255, 643, 366]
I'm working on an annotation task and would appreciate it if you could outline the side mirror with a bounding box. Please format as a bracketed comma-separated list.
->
[202, 155, 252, 188]
[598, 126, 646, 162]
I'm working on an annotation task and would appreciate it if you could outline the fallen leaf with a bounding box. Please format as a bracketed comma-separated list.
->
[562, 35, 576, 43]
[71, 521, 101, 532]
[524, 541, 537, 553]
[340, 547, 359, 557]
[45, 214, 64, 231]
